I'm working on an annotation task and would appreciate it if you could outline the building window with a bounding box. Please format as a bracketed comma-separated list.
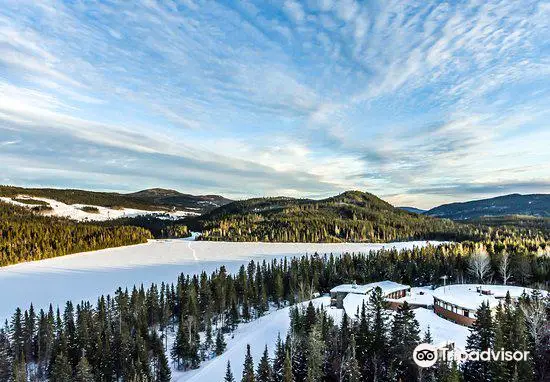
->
[464, 310, 469, 318]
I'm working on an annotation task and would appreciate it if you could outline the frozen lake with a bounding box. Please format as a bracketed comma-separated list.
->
[0, 239, 441, 321]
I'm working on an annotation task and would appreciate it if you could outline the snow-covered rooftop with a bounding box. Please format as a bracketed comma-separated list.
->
[330, 283, 373, 294]
[432, 284, 543, 311]
[387, 286, 435, 306]
[342, 293, 369, 317]
[330, 280, 410, 296]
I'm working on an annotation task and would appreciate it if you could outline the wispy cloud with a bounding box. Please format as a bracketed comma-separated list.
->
[0, 0, 549, 208]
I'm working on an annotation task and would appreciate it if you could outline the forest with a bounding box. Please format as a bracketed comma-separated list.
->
[194, 191, 550, 243]
[0, 202, 152, 266]
[1, 237, 548, 381]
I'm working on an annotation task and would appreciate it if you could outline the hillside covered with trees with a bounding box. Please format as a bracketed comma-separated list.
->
[0, 185, 231, 214]
[194, 191, 545, 243]
[0, 202, 152, 266]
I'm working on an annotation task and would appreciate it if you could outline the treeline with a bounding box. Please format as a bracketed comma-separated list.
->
[0, 202, 152, 267]
[196, 191, 550, 244]
[235, 288, 548, 382]
[96, 216, 190, 239]
[1, 240, 549, 380]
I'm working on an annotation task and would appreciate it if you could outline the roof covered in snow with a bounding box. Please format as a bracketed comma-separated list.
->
[330, 283, 373, 294]
[432, 284, 543, 311]
[330, 280, 410, 296]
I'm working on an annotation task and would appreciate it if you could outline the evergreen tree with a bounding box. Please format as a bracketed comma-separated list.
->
[216, 329, 227, 356]
[306, 325, 325, 382]
[256, 345, 272, 382]
[463, 302, 494, 382]
[74, 355, 94, 382]
[283, 349, 294, 382]
[50, 352, 73, 382]
[242, 344, 255, 382]
[0, 326, 12, 381]
[225, 361, 236, 382]
[272, 334, 286, 382]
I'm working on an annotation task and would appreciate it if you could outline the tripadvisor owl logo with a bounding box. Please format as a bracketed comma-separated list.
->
[413, 343, 530, 367]
[413, 343, 438, 367]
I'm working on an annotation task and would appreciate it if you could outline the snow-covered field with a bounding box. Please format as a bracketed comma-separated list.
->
[0, 239, 440, 322]
[0, 195, 198, 221]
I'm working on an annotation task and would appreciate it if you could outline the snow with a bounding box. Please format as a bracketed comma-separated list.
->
[331, 281, 409, 296]
[330, 284, 372, 294]
[432, 284, 544, 311]
[387, 286, 435, 307]
[413, 308, 470, 350]
[0, 195, 198, 221]
[172, 297, 341, 381]
[342, 293, 369, 318]
[0, 239, 441, 322]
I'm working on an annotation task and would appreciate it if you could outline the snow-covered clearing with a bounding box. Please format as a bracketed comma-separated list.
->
[172, 296, 342, 381]
[0, 195, 198, 221]
[0, 239, 440, 322]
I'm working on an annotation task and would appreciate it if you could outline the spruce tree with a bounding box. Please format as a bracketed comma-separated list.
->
[463, 301, 494, 382]
[216, 329, 227, 356]
[256, 345, 272, 382]
[50, 352, 73, 382]
[283, 349, 294, 382]
[272, 334, 286, 382]
[74, 355, 94, 382]
[242, 344, 255, 382]
[225, 361, 236, 382]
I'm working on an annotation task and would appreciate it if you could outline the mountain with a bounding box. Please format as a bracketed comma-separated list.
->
[425, 193, 550, 220]
[398, 206, 426, 214]
[0, 185, 232, 214]
[127, 188, 232, 212]
[193, 190, 470, 243]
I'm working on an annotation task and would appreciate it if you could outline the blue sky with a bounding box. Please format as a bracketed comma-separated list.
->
[1, 0, 549, 208]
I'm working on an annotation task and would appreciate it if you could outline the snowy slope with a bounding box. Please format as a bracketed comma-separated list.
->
[172, 297, 341, 381]
[0, 239, 440, 322]
[0, 195, 198, 221]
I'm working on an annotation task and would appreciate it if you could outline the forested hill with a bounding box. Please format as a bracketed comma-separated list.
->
[0, 185, 231, 214]
[194, 190, 484, 242]
[0, 201, 151, 266]
[425, 193, 550, 220]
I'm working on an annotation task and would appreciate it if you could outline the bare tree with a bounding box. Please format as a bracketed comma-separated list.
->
[520, 291, 549, 379]
[498, 251, 511, 285]
[468, 247, 492, 283]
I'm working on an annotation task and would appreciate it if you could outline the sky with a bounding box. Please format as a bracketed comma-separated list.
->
[1, 0, 550, 209]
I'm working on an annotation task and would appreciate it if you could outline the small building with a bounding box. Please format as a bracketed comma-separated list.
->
[330, 283, 373, 308]
[432, 284, 543, 326]
[330, 281, 410, 310]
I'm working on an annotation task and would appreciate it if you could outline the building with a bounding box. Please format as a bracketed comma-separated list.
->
[330, 283, 373, 308]
[432, 284, 542, 326]
[330, 280, 410, 310]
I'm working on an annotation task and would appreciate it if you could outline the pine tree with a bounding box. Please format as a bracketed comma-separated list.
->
[0, 326, 12, 381]
[225, 361, 236, 382]
[283, 349, 294, 382]
[50, 352, 73, 382]
[463, 301, 494, 382]
[216, 329, 227, 356]
[342, 334, 360, 382]
[74, 355, 94, 382]
[272, 333, 285, 382]
[242, 344, 255, 382]
[306, 325, 325, 382]
[256, 345, 272, 382]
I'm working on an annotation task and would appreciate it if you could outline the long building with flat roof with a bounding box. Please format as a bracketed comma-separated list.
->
[432, 284, 544, 326]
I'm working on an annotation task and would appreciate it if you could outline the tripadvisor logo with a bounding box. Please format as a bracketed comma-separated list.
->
[413, 343, 530, 368]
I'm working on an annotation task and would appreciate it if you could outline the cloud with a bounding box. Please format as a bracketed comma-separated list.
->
[0, 0, 548, 206]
